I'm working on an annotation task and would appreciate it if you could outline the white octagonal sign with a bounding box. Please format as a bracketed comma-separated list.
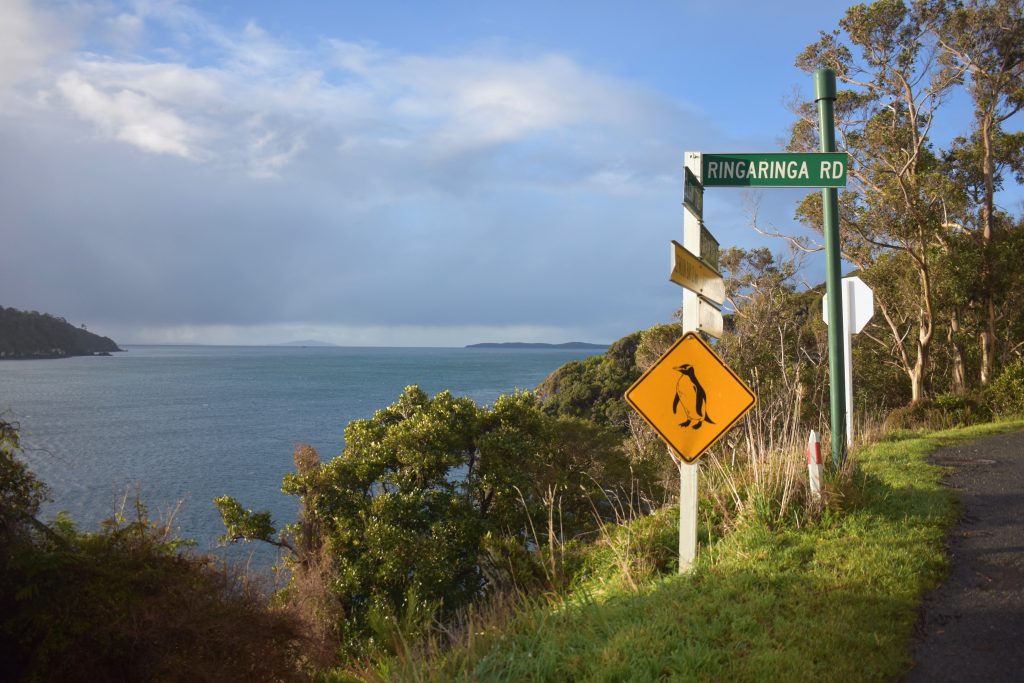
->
[823, 276, 874, 333]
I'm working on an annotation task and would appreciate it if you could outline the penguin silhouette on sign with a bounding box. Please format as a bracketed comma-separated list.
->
[672, 363, 715, 430]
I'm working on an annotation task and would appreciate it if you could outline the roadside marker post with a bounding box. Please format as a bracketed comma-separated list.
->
[806, 430, 823, 501]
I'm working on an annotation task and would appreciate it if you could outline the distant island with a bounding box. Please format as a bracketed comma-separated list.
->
[466, 342, 608, 350]
[0, 306, 122, 359]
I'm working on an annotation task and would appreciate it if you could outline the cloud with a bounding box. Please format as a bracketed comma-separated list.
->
[0, 0, 70, 93]
[57, 70, 204, 158]
[373, 52, 606, 146]
[244, 119, 307, 179]
[103, 12, 144, 50]
[32, 9, 690, 183]
[322, 42, 679, 167]
[70, 59, 223, 104]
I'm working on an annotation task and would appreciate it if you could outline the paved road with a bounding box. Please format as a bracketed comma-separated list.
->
[907, 430, 1024, 682]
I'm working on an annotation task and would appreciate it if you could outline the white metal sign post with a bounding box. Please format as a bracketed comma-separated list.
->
[679, 152, 709, 573]
[822, 276, 874, 446]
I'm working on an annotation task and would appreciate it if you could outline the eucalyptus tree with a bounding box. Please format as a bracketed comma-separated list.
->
[790, 0, 963, 401]
[930, 0, 1024, 384]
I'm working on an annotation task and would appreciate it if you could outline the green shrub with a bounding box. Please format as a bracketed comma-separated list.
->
[1, 506, 307, 682]
[1, 419, 307, 681]
[0, 418, 47, 543]
[536, 330, 645, 430]
[986, 358, 1024, 417]
[218, 387, 641, 658]
[883, 393, 993, 432]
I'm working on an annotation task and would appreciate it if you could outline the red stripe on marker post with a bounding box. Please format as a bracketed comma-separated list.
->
[806, 430, 822, 465]
[807, 430, 823, 500]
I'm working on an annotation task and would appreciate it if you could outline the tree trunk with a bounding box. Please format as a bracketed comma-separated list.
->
[979, 114, 997, 384]
[911, 351, 926, 403]
[981, 297, 997, 385]
[911, 315, 933, 402]
[913, 257, 935, 402]
[949, 308, 966, 394]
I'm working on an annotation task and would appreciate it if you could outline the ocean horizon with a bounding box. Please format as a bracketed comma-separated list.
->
[0, 344, 604, 571]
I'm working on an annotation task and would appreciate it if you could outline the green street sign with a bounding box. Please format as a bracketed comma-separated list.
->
[700, 224, 719, 272]
[702, 153, 848, 188]
[683, 167, 703, 217]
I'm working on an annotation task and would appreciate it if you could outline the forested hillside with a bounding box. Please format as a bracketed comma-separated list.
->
[0, 307, 121, 359]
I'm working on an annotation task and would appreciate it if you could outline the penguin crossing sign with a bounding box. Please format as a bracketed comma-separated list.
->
[625, 332, 756, 464]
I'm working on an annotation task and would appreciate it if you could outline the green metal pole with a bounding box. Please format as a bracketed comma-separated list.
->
[815, 68, 846, 470]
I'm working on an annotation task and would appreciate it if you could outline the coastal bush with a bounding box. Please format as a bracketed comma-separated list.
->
[539, 323, 685, 504]
[217, 386, 643, 658]
[0, 420, 307, 681]
[883, 400, 941, 432]
[535, 330, 644, 430]
[1, 417, 51, 675]
[363, 423, 1024, 683]
[883, 393, 993, 432]
[986, 358, 1024, 417]
[0, 418, 47, 544]
[7, 507, 306, 681]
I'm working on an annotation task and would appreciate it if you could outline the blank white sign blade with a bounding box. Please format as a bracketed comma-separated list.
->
[698, 297, 724, 338]
[822, 276, 875, 333]
[846, 277, 874, 332]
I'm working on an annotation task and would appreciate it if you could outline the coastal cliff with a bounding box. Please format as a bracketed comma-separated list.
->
[0, 306, 122, 359]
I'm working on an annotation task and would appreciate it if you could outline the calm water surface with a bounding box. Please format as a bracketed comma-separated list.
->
[0, 345, 601, 568]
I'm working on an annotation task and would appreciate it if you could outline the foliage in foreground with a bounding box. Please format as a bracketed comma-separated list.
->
[356, 420, 1024, 682]
[217, 388, 655, 657]
[0, 419, 307, 682]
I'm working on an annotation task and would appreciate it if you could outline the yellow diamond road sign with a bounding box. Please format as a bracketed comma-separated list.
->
[625, 332, 756, 464]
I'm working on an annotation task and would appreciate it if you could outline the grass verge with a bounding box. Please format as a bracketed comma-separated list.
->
[357, 419, 1024, 682]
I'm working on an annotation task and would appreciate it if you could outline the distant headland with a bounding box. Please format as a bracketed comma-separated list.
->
[0, 306, 122, 359]
[466, 342, 608, 350]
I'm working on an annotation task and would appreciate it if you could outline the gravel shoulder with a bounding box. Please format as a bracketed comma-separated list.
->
[907, 429, 1024, 682]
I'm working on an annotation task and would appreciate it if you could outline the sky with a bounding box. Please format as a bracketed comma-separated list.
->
[0, 0, 1016, 347]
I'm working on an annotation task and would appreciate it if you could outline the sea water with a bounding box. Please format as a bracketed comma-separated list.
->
[0, 345, 602, 570]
